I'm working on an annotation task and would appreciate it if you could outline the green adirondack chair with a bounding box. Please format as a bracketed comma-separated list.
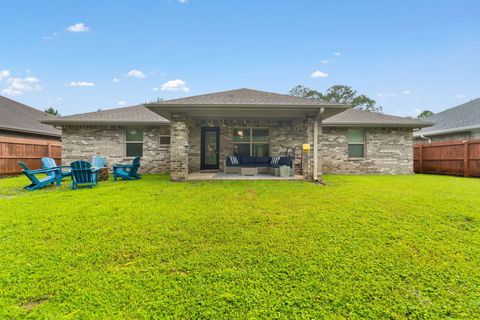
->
[113, 157, 141, 181]
[18, 162, 61, 191]
[41, 157, 71, 179]
[70, 160, 97, 190]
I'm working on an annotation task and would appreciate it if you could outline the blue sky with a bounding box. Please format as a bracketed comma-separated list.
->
[1, 0, 479, 116]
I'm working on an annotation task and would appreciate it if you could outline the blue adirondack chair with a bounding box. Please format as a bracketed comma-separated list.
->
[92, 156, 107, 169]
[18, 162, 61, 191]
[113, 157, 141, 181]
[41, 157, 71, 179]
[91, 156, 107, 182]
[70, 160, 97, 190]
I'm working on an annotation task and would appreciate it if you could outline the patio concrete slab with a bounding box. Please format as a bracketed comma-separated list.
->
[186, 172, 305, 181]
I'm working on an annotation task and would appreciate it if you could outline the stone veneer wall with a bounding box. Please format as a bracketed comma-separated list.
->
[321, 127, 414, 174]
[169, 114, 189, 181]
[186, 118, 306, 174]
[61, 125, 170, 173]
[414, 131, 471, 144]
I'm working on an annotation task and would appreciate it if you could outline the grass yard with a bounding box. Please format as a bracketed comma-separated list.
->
[1, 174, 480, 319]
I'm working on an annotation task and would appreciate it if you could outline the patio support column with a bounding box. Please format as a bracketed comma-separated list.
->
[303, 116, 314, 180]
[313, 108, 324, 182]
[170, 113, 189, 181]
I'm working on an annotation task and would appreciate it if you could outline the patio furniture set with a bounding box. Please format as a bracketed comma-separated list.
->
[224, 155, 294, 177]
[18, 156, 141, 191]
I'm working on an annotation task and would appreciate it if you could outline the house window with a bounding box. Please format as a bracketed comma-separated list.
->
[472, 130, 480, 140]
[126, 128, 143, 157]
[233, 128, 269, 157]
[347, 129, 365, 158]
[159, 126, 170, 145]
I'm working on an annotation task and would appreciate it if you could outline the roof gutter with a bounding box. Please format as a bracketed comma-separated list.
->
[413, 124, 480, 137]
[0, 125, 61, 138]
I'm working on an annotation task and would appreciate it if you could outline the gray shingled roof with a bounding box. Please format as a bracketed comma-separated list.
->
[153, 88, 343, 106]
[41, 104, 169, 125]
[324, 108, 433, 128]
[415, 98, 480, 136]
[0, 95, 60, 137]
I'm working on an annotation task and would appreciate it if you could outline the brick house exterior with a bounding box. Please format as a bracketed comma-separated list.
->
[44, 89, 431, 181]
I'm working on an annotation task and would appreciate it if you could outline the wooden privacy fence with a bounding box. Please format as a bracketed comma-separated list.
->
[0, 136, 61, 175]
[414, 140, 480, 177]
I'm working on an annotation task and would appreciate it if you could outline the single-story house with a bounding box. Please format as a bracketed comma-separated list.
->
[414, 98, 480, 143]
[43, 88, 432, 181]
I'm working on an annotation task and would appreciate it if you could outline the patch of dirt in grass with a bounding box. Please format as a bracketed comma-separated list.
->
[21, 296, 49, 311]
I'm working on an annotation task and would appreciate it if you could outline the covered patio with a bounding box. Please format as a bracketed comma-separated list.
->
[147, 89, 348, 181]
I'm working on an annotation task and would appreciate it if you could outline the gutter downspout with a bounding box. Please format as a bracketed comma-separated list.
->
[313, 107, 325, 181]
[419, 134, 431, 144]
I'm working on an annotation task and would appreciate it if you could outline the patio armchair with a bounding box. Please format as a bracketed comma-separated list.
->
[18, 161, 61, 191]
[70, 160, 97, 190]
[41, 157, 72, 179]
[113, 157, 141, 181]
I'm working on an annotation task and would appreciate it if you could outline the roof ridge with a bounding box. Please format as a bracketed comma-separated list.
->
[426, 97, 480, 119]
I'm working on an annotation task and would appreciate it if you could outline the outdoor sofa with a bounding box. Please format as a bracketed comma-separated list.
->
[224, 156, 294, 176]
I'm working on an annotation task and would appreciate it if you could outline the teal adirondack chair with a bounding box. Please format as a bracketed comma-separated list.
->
[91, 156, 107, 182]
[41, 157, 71, 179]
[70, 160, 97, 190]
[18, 162, 61, 191]
[92, 156, 106, 169]
[113, 157, 141, 181]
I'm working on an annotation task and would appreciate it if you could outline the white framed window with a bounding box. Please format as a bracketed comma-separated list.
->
[126, 128, 143, 157]
[159, 127, 170, 145]
[347, 129, 365, 158]
[233, 128, 269, 157]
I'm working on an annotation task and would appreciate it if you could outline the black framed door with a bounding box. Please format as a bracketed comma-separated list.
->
[201, 127, 220, 170]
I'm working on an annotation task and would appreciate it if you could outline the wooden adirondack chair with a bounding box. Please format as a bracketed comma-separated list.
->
[41, 157, 72, 179]
[70, 160, 97, 190]
[18, 162, 61, 191]
[113, 156, 141, 181]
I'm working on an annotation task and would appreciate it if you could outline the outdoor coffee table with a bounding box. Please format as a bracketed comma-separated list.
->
[240, 167, 258, 176]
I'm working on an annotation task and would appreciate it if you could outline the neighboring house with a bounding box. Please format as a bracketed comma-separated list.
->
[414, 98, 480, 143]
[0, 95, 61, 174]
[0, 95, 61, 140]
[43, 88, 431, 180]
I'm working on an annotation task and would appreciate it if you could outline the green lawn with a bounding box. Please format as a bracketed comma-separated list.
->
[1, 174, 479, 319]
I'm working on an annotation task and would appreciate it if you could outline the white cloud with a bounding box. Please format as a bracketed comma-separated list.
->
[118, 100, 127, 106]
[377, 92, 397, 98]
[178, 0, 188, 3]
[42, 32, 58, 40]
[66, 23, 89, 32]
[310, 70, 328, 78]
[154, 79, 190, 92]
[0, 70, 10, 80]
[402, 90, 411, 95]
[65, 81, 95, 87]
[56, 97, 63, 101]
[456, 94, 467, 98]
[333, 52, 341, 56]
[113, 78, 120, 83]
[127, 69, 146, 78]
[320, 59, 331, 64]
[1, 76, 42, 96]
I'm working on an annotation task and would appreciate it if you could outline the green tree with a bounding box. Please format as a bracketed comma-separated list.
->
[289, 85, 382, 113]
[416, 110, 434, 119]
[44, 107, 60, 116]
